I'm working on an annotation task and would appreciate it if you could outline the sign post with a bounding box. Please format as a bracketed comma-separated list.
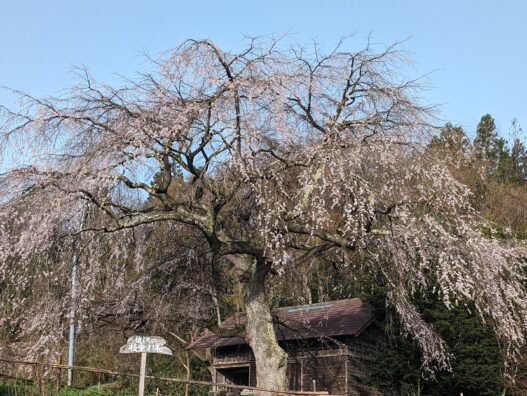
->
[120, 336, 173, 396]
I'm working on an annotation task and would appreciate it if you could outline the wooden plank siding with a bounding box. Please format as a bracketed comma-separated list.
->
[193, 299, 383, 395]
[212, 341, 381, 395]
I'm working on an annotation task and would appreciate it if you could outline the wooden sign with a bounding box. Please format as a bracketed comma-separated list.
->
[120, 335, 173, 355]
[120, 336, 172, 396]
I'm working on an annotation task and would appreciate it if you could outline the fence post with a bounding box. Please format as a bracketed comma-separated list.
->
[36, 358, 44, 396]
[138, 352, 147, 396]
[32, 363, 38, 388]
[55, 354, 63, 391]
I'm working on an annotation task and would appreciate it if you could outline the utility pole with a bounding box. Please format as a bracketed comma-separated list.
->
[67, 253, 78, 386]
[67, 208, 86, 387]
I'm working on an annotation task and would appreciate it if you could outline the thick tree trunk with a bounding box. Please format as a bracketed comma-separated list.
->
[244, 258, 288, 395]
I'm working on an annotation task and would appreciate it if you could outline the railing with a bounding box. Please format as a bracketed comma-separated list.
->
[0, 357, 340, 395]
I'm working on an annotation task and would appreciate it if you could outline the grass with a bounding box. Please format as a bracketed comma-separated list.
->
[0, 380, 133, 396]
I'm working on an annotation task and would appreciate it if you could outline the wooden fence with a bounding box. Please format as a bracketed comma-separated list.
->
[0, 357, 336, 396]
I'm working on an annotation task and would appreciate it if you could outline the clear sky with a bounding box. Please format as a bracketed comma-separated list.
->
[0, 0, 525, 141]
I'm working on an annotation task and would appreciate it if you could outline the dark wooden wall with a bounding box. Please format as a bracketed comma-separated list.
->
[213, 331, 382, 395]
[300, 354, 348, 394]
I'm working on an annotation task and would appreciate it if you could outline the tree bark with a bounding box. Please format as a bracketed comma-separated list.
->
[244, 258, 288, 395]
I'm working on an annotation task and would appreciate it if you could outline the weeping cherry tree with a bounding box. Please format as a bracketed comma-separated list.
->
[1, 38, 527, 393]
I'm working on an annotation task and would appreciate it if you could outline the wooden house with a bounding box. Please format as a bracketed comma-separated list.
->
[189, 298, 381, 396]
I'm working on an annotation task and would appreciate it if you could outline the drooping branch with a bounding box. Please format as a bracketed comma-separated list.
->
[1, 37, 526, 377]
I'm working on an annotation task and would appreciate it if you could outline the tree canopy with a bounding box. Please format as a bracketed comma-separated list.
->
[1, 38, 527, 391]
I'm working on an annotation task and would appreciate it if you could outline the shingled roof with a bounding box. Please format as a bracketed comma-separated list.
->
[188, 298, 375, 349]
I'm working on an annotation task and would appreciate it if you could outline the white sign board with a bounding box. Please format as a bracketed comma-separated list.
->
[119, 335, 173, 396]
[119, 335, 172, 355]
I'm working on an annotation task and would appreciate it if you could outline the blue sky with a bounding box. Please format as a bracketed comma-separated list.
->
[0, 0, 525, 141]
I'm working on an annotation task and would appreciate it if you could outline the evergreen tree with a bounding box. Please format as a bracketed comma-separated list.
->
[509, 138, 527, 183]
[420, 301, 503, 396]
[474, 114, 499, 161]
[339, 272, 504, 395]
[494, 136, 511, 179]
[429, 123, 469, 157]
[368, 297, 503, 396]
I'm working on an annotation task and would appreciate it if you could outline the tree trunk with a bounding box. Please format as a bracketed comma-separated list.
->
[244, 258, 288, 395]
